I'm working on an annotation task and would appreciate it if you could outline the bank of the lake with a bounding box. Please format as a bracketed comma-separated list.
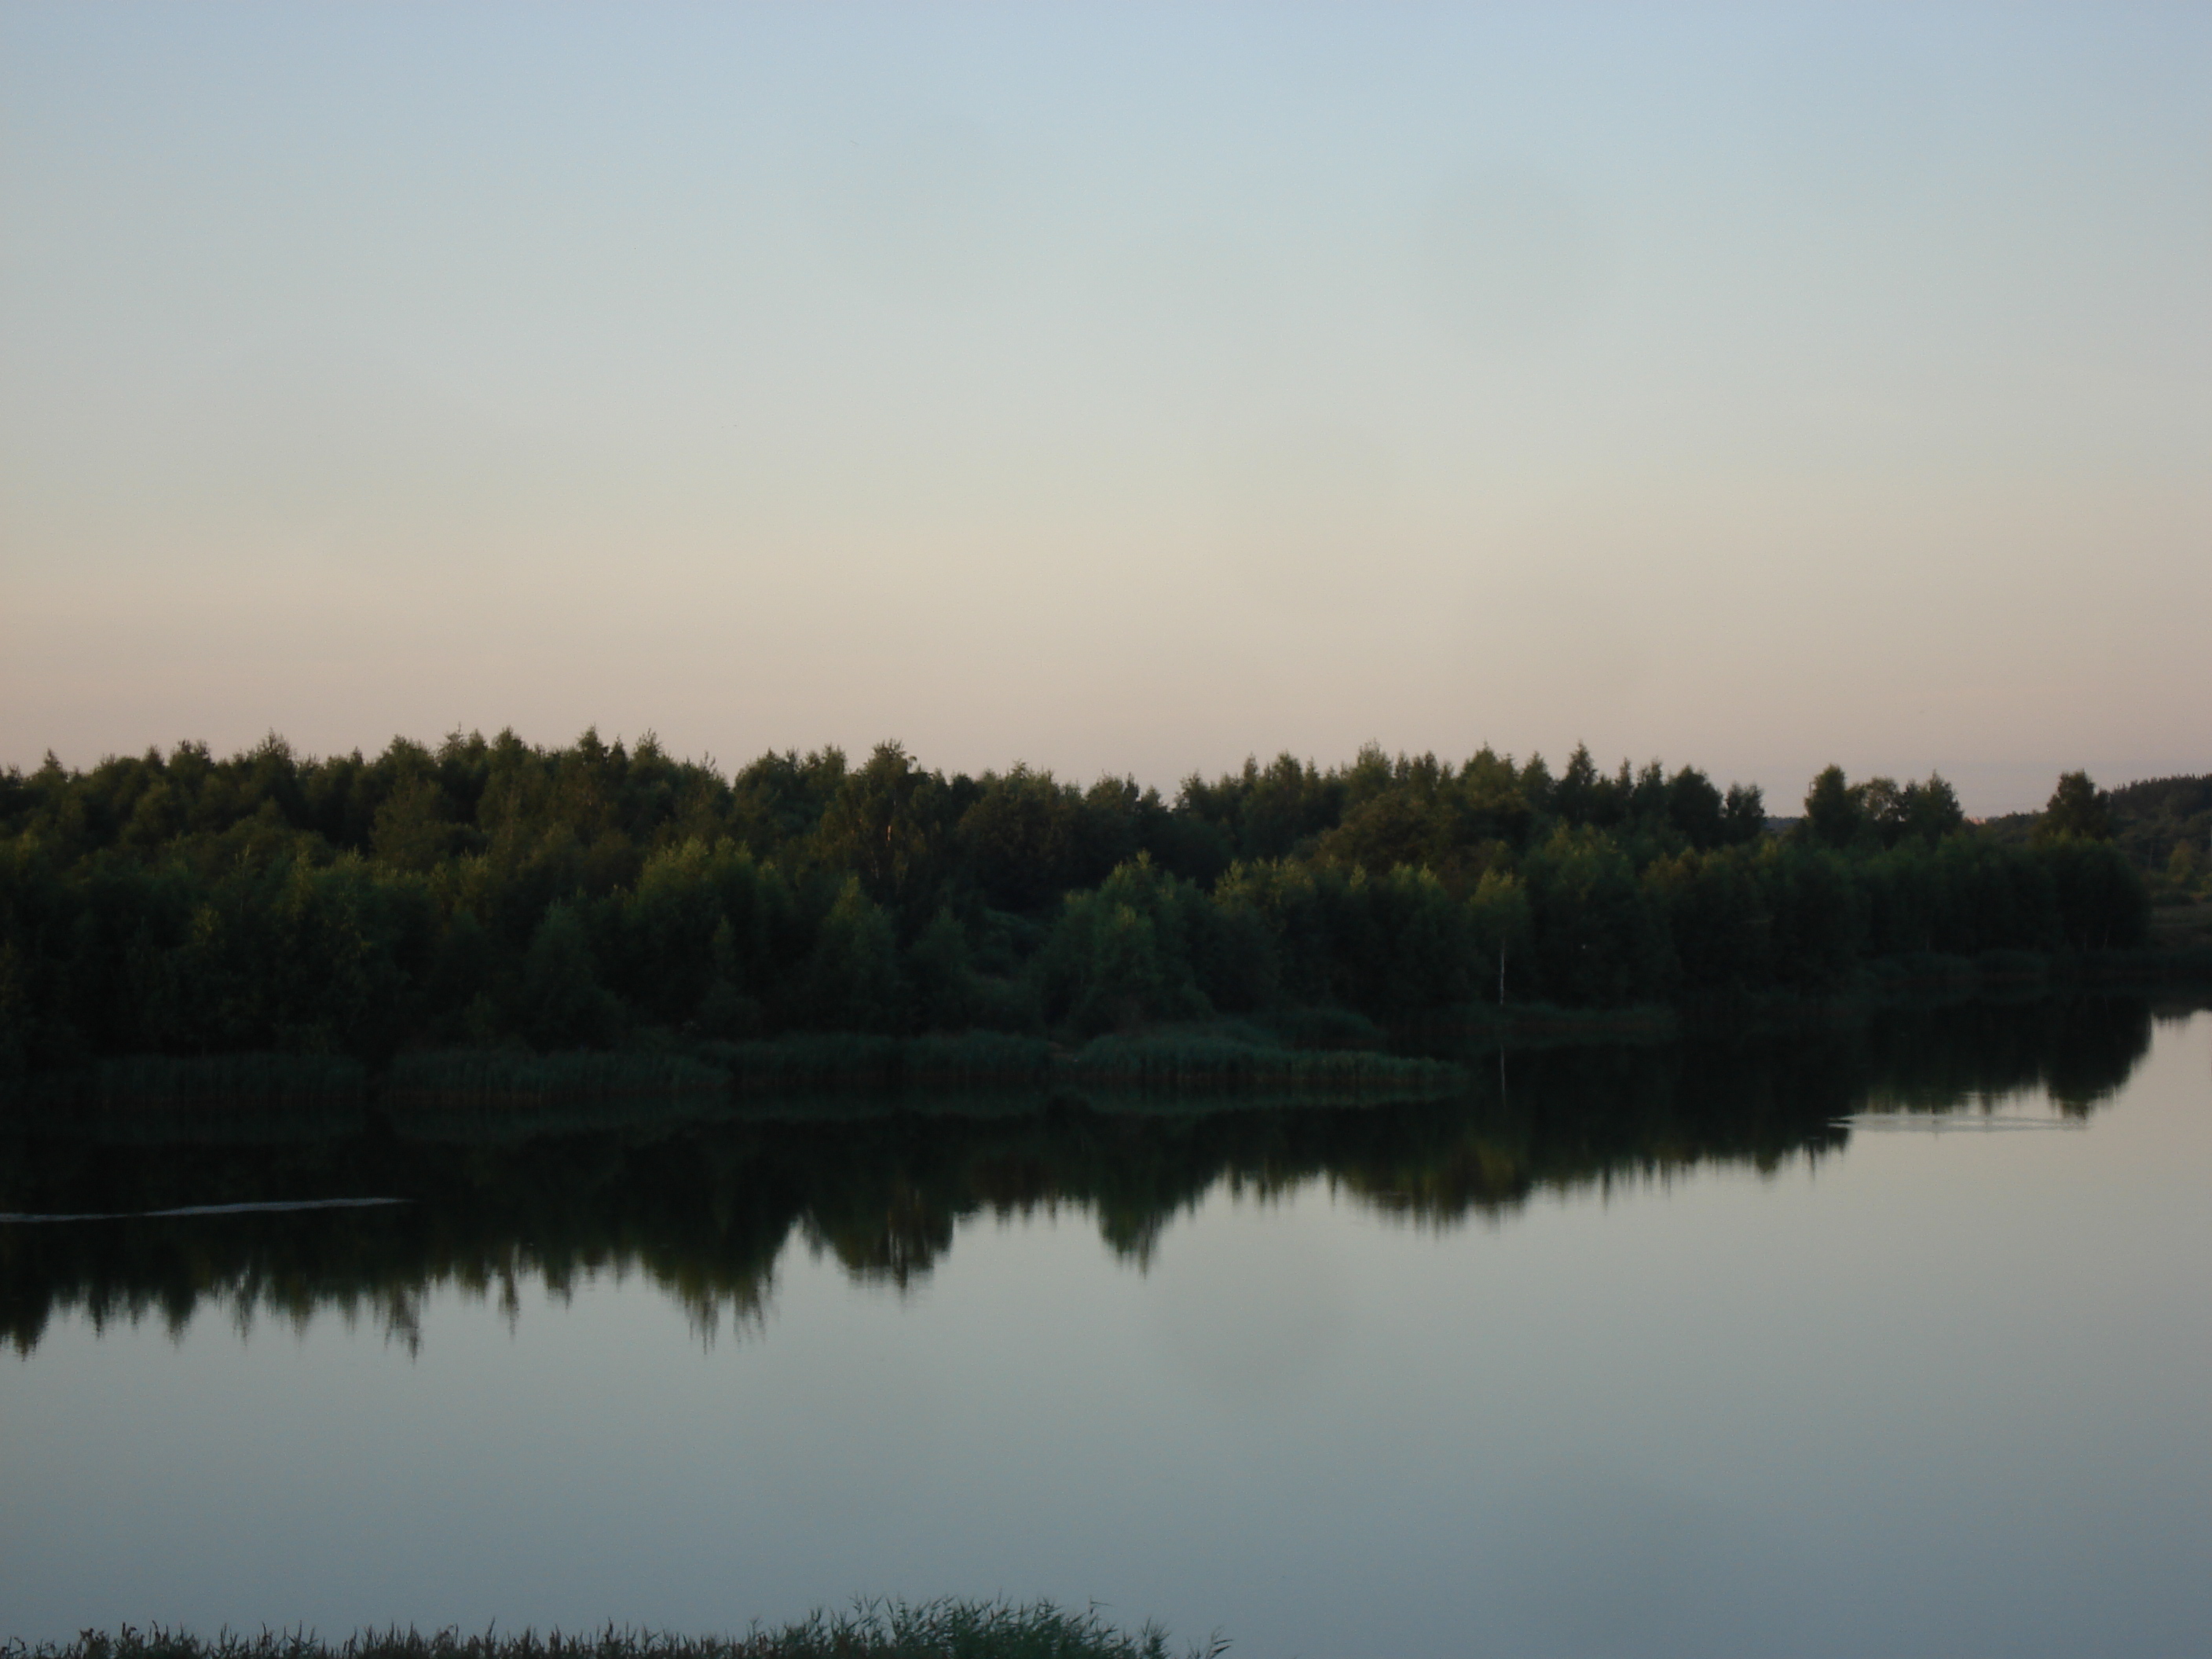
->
[10, 943, 2210, 1126]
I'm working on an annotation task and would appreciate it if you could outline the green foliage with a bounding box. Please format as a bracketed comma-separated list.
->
[1802, 765, 1863, 849]
[1064, 1029, 1463, 1096]
[521, 903, 622, 1049]
[2108, 775, 2210, 888]
[613, 838, 791, 1027]
[2042, 836, 2149, 950]
[18, 1051, 368, 1112]
[2168, 837, 2206, 892]
[1887, 774, 1966, 844]
[906, 907, 980, 1031]
[1973, 771, 2210, 893]
[956, 765, 1091, 910]
[1524, 827, 1670, 1004]
[1800, 767, 1968, 853]
[386, 1047, 727, 1106]
[1467, 869, 1533, 1002]
[0, 734, 2169, 1077]
[1720, 782, 1767, 844]
[2038, 769, 2114, 843]
[1040, 856, 1212, 1035]
[797, 877, 903, 1033]
[811, 742, 951, 912]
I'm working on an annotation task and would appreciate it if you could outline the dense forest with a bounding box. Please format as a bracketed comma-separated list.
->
[1982, 772, 2212, 891]
[0, 731, 2171, 1079]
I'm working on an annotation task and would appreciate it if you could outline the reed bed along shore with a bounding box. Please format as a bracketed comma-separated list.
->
[701, 1031, 1055, 1093]
[18, 959, 2201, 1120]
[1059, 1031, 1459, 1093]
[14, 1603, 1226, 1659]
[5, 1024, 1466, 1118]
[6, 1053, 372, 1121]
[383, 1048, 731, 1108]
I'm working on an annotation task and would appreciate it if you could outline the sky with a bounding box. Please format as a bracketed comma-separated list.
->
[2, 3, 2206, 815]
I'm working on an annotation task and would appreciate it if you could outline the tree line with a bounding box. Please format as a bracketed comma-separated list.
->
[1980, 771, 2211, 897]
[0, 731, 2153, 1075]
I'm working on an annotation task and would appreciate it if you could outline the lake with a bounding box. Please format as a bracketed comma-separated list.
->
[4, 997, 2208, 1657]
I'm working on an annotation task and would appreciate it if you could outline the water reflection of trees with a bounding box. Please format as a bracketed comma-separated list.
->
[0, 997, 2163, 1356]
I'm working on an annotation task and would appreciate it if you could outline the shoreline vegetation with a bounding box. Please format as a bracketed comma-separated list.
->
[9, 1026, 1470, 1116]
[7, 961, 2207, 1121]
[3, 731, 2205, 1114]
[0, 997, 2174, 1355]
[7, 1605, 1222, 1659]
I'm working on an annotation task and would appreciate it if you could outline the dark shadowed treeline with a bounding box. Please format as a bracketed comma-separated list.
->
[0, 995, 2160, 1356]
[0, 731, 2155, 1077]
[1981, 771, 2212, 899]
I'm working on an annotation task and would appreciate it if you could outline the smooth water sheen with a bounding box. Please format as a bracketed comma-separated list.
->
[4, 1003, 2209, 1657]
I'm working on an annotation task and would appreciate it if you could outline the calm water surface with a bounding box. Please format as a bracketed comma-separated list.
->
[4, 1002, 2209, 1657]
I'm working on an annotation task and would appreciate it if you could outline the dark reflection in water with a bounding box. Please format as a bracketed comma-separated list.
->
[0, 995, 2167, 1357]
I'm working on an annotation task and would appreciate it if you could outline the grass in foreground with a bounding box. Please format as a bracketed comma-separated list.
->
[13, 1603, 1228, 1659]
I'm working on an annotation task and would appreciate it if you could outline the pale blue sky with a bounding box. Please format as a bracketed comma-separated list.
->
[2, 3, 2206, 811]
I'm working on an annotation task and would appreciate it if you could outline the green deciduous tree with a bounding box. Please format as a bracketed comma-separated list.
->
[521, 900, 621, 1049]
[802, 877, 903, 1032]
[2037, 771, 2112, 843]
[1802, 766, 1864, 849]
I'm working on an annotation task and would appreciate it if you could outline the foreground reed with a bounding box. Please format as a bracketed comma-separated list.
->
[13, 1602, 1226, 1659]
